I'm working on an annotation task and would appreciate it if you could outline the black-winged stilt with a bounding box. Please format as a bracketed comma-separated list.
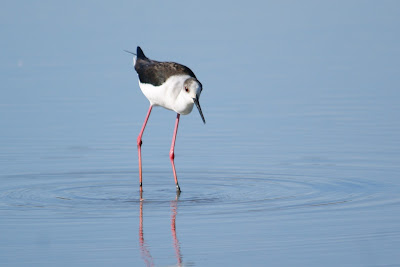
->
[125, 47, 205, 192]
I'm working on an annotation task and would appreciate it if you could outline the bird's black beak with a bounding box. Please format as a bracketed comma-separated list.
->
[193, 97, 206, 124]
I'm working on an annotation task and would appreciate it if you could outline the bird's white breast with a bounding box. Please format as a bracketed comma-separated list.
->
[139, 75, 192, 113]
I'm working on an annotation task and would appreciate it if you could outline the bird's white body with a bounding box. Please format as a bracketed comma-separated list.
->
[138, 74, 195, 115]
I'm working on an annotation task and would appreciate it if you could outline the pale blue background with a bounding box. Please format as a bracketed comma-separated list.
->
[1, 1, 400, 266]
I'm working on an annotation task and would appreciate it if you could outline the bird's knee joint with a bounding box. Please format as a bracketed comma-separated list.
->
[169, 151, 175, 160]
[137, 137, 142, 147]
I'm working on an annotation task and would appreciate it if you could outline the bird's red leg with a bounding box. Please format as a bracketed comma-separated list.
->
[170, 113, 181, 192]
[137, 105, 153, 190]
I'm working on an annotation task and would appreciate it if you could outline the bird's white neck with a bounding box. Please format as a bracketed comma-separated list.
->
[173, 91, 194, 115]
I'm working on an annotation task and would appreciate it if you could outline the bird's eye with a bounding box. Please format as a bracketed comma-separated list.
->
[185, 87, 189, 92]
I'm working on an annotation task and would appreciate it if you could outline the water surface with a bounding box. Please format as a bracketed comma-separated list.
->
[1, 1, 400, 266]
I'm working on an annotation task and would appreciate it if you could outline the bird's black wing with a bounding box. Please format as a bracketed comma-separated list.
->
[135, 60, 196, 86]
[134, 47, 196, 86]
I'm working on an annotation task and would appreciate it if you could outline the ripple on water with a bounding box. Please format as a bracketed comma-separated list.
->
[0, 169, 398, 218]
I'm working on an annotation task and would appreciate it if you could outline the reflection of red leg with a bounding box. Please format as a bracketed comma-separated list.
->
[137, 105, 153, 190]
[139, 194, 154, 266]
[170, 113, 181, 192]
[171, 197, 182, 265]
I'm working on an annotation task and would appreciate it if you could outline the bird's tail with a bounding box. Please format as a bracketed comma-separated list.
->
[136, 46, 148, 60]
[123, 47, 148, 59]
[123, 46, 147, 67]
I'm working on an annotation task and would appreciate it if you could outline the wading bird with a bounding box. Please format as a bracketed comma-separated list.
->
[125, 47, 205, 192]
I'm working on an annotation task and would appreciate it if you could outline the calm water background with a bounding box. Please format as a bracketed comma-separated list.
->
[1, 1, 400, 266]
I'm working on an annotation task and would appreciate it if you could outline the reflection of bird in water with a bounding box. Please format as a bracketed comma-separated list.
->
[125, 47, 206, 192]
[171, 193, 182, 265]
[138, 192, 182, 266]
[139, 192, 154, 267]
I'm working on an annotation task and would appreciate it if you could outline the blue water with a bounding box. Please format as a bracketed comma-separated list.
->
[1, 1, 400, 266]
